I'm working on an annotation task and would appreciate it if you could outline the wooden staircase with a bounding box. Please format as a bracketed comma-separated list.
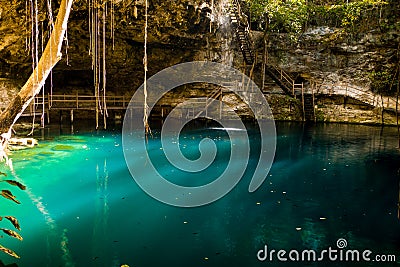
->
[303, 94, 315, 122]
[226, 1, 315, 121]
[265, 65, 303, 97]
[194, 87, 223, 118]
[265, 64, 317, 121]
[229, 0, 254, 65]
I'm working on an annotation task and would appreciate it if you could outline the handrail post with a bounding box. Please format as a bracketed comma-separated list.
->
[76, 91, 79, 109]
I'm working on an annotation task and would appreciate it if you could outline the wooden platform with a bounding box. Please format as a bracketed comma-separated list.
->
[26, 94, 129, 112]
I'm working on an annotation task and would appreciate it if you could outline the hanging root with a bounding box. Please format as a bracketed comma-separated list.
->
[143, 0, 151, 138]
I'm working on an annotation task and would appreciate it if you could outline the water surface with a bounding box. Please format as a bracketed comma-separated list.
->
[0, 122, 399, 266]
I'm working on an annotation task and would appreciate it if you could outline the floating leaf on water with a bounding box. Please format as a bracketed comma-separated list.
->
[4, 180, 26, 190]
[0, 244, 20, 258]
[4, 216, 21, 231]
[1, 190, 20, 204]
[0, 228, 23, 241]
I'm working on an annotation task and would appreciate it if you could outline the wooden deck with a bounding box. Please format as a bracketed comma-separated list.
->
[28, 94, 130, 112]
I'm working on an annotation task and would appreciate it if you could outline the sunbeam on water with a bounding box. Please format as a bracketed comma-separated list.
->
[0, 122, 399, 267]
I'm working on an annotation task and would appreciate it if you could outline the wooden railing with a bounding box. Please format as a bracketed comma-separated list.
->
[229, 0, 254, 65]
[266, 64, 399, 113]
[26, 94, 130, 112]
[9, 82, 398, 120]
[193, 87, 223, 118]
[311, 82, 399, 111]
[266, 64, 304, 96]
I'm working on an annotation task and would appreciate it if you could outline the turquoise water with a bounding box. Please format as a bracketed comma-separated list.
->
[0, 122, 399, 266]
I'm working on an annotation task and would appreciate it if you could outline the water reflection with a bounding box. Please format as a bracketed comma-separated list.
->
[92, 159, 110, 261]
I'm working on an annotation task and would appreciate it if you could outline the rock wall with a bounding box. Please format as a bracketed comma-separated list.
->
[0, 78, 20, 110]
[256, 25, 399, 92]
[0, 0, 399, 126]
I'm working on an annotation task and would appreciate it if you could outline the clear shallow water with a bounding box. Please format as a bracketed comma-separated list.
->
[0, 122, 399, 267]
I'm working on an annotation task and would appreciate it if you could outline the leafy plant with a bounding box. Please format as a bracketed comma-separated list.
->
[244, 0, 309, 39]
[0, 172, 25, 259]
[369, 69, 395, 96]
[242, 0, 388, 39]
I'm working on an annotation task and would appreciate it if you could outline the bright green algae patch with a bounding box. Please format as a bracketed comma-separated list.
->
[51, 145, 75, 151]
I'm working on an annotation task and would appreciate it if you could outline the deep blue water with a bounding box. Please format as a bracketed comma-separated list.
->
[0, 122, 399, 267]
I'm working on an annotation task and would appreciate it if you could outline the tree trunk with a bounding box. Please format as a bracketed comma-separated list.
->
[0, 0, 73, 150]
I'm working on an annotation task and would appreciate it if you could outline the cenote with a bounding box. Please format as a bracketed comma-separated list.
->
[0, 122, 399, 267]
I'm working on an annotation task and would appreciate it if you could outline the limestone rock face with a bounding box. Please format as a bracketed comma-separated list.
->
[260, 24, 399, 91]
[0, 0, 224, 94]
[0, 0, 399, 124]
[0, 78, 20, 110]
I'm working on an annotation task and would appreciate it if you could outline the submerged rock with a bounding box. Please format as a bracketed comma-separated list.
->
[51, 144, 75, 151]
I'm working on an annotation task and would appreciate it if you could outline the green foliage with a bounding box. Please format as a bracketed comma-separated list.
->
[244, 0, 309, 39]
[243, 0, 388, 38]
[369, 70, 395, 95]
[328, 0, 387, 28]
[314, 108, 326, 122]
